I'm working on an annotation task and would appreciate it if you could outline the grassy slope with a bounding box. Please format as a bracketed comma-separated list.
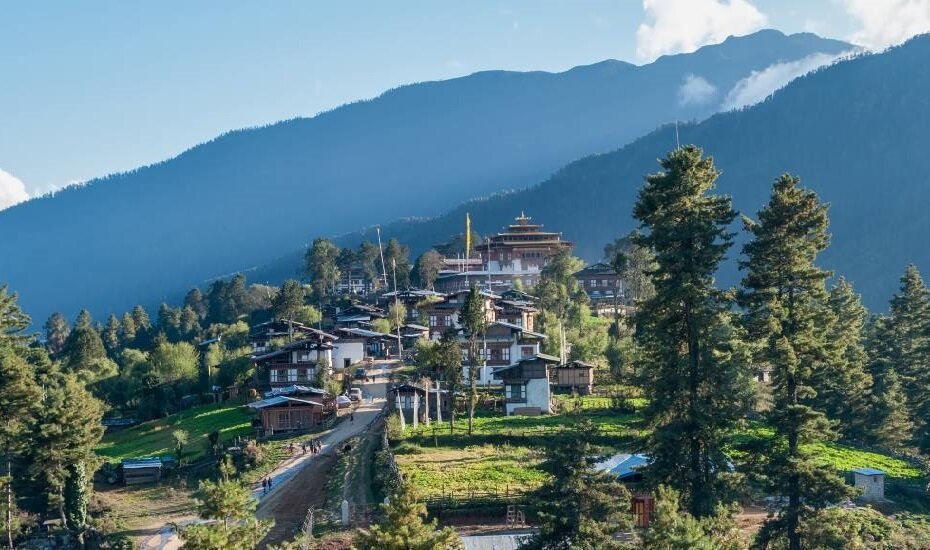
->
[96, 402, 253, 462]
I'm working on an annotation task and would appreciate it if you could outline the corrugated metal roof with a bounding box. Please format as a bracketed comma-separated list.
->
[597, 453, 651, 479]
[248, 396, 323, 409]
[122, 457, 163, 469]
[853, 468, 885, 476]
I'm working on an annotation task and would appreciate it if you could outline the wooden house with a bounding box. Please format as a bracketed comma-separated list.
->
[248, 395, 325, 435]
[493, 354, 560, 415]
[553, 360, 595, 395]
[572, 262, 623, 304]
[249, 319, 337, 354]
[253, 338, 334, 389]
[122, 458, 163, 485]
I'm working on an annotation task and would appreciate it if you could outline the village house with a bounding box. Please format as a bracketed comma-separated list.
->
[853, 468, 886, 501]
[249, 319, 337, 354]
[435, 213, 573, 293]
[495, 299, 538, 330]
[460, 321, 547, 385]
[572, 262, 623, 303]
[331, 303, 386, 329]
[552, 360, 595, 395]
[252, 338, 334, 389]
[333, 327, 402, 358]
[493, 353, 560, 415]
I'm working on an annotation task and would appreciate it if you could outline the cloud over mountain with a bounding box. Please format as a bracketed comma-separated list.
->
[678, 74, 717, 105]
[843, 0, 930, 50]
[637, 0, 767, 60]
[723, 50, 854, 110]
[0, 169, 29, 211]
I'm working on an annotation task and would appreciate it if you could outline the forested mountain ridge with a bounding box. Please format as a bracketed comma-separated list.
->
[308, 34, 930, 310]
[0, 30, 849, 322]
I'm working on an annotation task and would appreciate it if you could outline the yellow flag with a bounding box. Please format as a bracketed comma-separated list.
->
[465, 213, 471, 257]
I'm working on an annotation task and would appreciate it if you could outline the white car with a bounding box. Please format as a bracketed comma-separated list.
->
[348, 387, 363, 402]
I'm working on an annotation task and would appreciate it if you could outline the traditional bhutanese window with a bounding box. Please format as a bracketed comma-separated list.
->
[501, 347, 511, 361]
[287, 368, 298, 382]
[429, 315, 437, 327]
[270, 369, 279, 383]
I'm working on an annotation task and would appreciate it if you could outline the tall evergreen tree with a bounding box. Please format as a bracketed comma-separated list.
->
[43, 312, 70, 358]
[413, 249, 444, 290]
[384, 238, 411, 289]
[157, 303, 181, 341]
[271, 279, 306, 321]
[304, 238, 341, 299]
[0, 344, 41, 549]
[738, 174, 850, 550]
[179, 306, 202, 340]
[336, 247, 358, 293]
[184, 287, 207, 319]
[101, 314, 121, 356]
[521, 420, 632, 549]
[811, 278, 872, 439]
[460, 285, 487, 436]
[632, 146, 753, 517]
[357, 241, 383, 291]
[0, 286, 30, 347]
[355, 484, 462, 550]
[120, 312, 137, 347]
[28, 373, 104, 533]
[61, 312, 116, 384]
[885, 265, 930, 451]
[864, 318, 914, 448]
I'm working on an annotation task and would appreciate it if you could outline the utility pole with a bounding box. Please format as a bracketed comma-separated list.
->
[392, 258, 403, 360]
[376, 226, 388, 290]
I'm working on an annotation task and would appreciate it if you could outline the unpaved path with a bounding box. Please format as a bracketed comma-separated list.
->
[139, 362, 393, 549]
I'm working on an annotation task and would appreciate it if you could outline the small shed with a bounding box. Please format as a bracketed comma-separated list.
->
[852, 468, 885, 501]
[553, 360, 595, 395]
[122, 458, 162, 485]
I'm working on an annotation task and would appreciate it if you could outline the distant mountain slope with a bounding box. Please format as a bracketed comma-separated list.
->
[0, 30, 849, 322]
[326, 35, 930, 310]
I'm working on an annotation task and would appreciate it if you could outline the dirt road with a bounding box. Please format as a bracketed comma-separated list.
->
[256, 370, 390, 544]
[140, 362, 393, 549]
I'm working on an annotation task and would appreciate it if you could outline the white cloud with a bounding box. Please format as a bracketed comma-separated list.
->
[722, 50, 856, 110]
[636, 0, 768, 60]
[678, 74, 718, 105]
[842, 0, 930, 50]
[0, 169, 29, 211]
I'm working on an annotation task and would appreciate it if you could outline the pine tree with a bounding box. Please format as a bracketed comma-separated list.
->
[521, 420, 632, 549]
[271, 279, 306, 321]
[355, 484, 462, 550]
[157, 302, 181, 341]
[120, 312, 137, 347]
[864, 319, 913, 448]
[179, 306, 202, 340]
[304, 238, 342, 299]
[181, 479, 272, 549]
[102, 314, 121, 355]
[28, 373, 104, 533]
[811, 278, 872, 440]
[43, 312, 71, 358]
[61, 312, 116, 384]
[884, 265, 930, 451]
[0, 344, 41, 549]
[641, 486, 746, 550]
[738, 174, 851, 550]
[460, 285, 487, 436]
[184, 287, 207, 319]
[632, 146, 754, 517]
[0, 286, 31, 347]
[384, 239, 411, 289]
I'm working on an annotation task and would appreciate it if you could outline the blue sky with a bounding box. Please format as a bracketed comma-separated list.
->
[1, 0, 927, 203]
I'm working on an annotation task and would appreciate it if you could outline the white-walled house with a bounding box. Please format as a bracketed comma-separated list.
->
[459, 321, 546, 385]
[332, 338, 366, 370]
[493, 353, 560, 415]
[853, 468, 886, 501]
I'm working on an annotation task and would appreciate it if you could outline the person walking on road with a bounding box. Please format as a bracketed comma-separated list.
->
[262, 477, 267, 494]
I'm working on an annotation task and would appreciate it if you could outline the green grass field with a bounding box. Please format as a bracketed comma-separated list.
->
[96, 402, 254, 463]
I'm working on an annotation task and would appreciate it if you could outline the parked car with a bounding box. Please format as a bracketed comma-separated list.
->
[348, 387, 363, 402]
[354, 367, 367, 380]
